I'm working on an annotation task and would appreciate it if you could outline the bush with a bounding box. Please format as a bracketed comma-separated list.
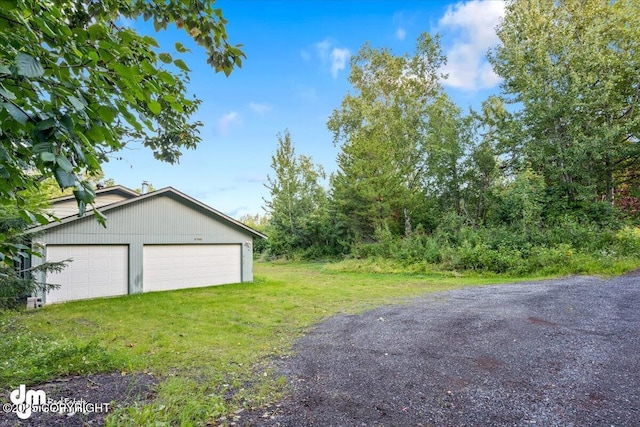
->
[348, 221, 640, 276]
[613, 227, 640, 256]
[440, 242, 519, 273]
[351, 226, 442, 266]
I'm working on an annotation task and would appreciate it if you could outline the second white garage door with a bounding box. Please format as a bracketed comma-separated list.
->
[143, 244, 242, 292]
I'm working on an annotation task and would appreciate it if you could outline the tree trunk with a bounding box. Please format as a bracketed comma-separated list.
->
[404, 208, 412, 236]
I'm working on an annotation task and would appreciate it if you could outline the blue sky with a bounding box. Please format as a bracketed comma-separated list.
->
[102, 0, 506, 218]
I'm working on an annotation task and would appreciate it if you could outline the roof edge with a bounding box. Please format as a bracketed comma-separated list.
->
[29, 186, 267, 239]
[48, 185, 139, 204]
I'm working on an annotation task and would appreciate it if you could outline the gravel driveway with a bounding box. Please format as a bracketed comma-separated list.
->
[240, 272, 639, 426]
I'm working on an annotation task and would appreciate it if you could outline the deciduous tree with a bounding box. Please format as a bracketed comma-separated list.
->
[328, 33, 452, 240]
[0, 0, 244, 261]
[489, 0, 640, 215]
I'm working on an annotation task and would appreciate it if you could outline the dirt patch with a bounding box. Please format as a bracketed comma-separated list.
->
[0, 372, 157, 426]
[527, 316, 558, 327]
[236, 273, 640, 426]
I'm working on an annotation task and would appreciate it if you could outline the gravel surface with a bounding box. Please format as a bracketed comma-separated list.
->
[239, 272, 640, 427]
[0, 373, 157, 426]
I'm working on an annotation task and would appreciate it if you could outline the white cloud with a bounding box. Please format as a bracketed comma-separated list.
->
[249, 102, 272, 115]
[437, 0, 505, 90]
[227, 206, 250, 218]
[330, 48, 350, 79]
[313, 38, 351, 79]
[217, 111, 240, 135]
[295, 84, 318, 102]
[235, 173, 267, 183]
[393, 11, 416, 42]
[315, 39, 332, 62]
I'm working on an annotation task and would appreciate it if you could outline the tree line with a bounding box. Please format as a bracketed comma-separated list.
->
[260, 0, 640, 273]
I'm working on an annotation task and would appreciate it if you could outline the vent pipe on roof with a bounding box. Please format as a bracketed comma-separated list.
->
[141, 181, 149, 195]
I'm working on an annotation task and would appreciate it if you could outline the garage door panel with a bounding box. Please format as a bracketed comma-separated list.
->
[143, 245, 241, 292]
[45, 245, 128, 304]
[92, 257, 111, 269]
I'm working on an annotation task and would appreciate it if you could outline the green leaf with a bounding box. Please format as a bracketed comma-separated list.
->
[148, 100, 162, 115]
[0, 84, 16, 100]
[32, 16, 56, 39]
[2, 102, 28, 124]
[93, 208, 107, 227]
[119, 108, 142, 132]
[35, 117, 56, 130]
[77, 200, 86, 216]
[158, 71, 175, 85]
[54, 168, 76, 188]
[173, 59, 190, 72]
[68, 95, 86, 111]
[60, 114, 74, 131]
[141, 60, 155, 75]
[170, 102, 184, 113]
[73, 185, 95, 204]
[87, 23, 106, 40]
[84, 152, 101, 170]
[18, 209, 36, 223]
[32, 142, 52, 153]
[73, 142, 87, 163]
[175, 42, 189, 53]
[40, 152, 55, 162]
[56, 155, 74, 172]
[112, 63, 135, 81]
[142, 35, 159, 48]
[159, 53, 173, 64]
[15, 53, 44, 78]
[97, 106, 116, 124]
[33, 212, 50, 225]
[86, 125, 105, 143]
[153, 19, 166, 32]
[34, 129, 50, 143]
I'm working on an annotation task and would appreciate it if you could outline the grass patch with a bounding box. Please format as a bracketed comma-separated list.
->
[0, 261, 634, 425]
[0, 317, 128, 386]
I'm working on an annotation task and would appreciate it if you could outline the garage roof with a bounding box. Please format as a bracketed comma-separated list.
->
[48, 185, 139, 204]
[29, 186, 267, 240]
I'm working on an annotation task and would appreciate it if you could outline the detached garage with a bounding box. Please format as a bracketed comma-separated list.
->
[29, 186, 266, 304]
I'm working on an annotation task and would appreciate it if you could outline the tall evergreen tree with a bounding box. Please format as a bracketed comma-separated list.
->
[263, 130, 327, 256]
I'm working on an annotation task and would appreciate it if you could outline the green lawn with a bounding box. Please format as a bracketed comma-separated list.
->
[0, 262, 567, 425]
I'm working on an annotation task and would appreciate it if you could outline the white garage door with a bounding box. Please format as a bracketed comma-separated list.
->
[45, 245, 129, 304]
[143, 244, 241, 292]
